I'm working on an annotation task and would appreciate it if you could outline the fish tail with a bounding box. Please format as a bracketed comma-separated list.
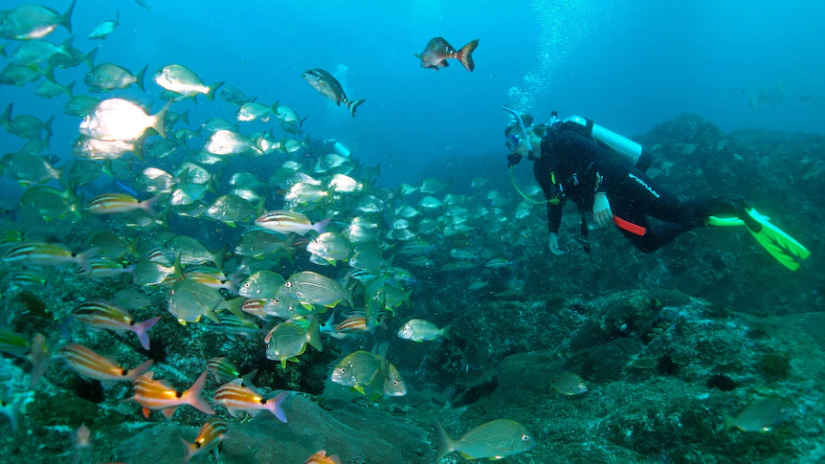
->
[76, 247, 99, 274]
[435, 421, 455, 462]
[213, 245, 227, 271]
[133, 316, 160, 350]
[306, 316, 323, 352]
[183, 371, 215, 415]
[3, 397, 23, 432]
[441, 324, 452, 341]
[135, 64, 148, 92]
[345, 99, 365, 118]
[1, 103, 11, 130]
[313, 218, 331, 234]
[152, 100, 172, 139]
[267, 391, 288, 423]
[241, 368, 258, 386]
[180, 437, 197, 464]
[127, 359, 154, 381]
[456, 39, 480, 72]
[62, 0, 77, 33]
[84, 47, 98, 69]
[206, 81, 225, 102]
[65, 81, 75, 98]
[59, 36, 74, 57]
[141, 194, 162, 218]
[723, 414, 735, 433]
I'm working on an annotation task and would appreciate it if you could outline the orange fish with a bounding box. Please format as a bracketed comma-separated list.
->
[336, 316, 371, 334]
[58, 344, 153, 390]
[416, 37, 480, 72]
[124, 370, 214, 418]
[181, 418, 229, 464]
[213, 379, 287, 422]
[305, 450, 342, 464]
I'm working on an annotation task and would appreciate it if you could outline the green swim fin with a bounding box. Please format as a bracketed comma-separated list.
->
[707, 216, 745, 227]
[743, 208, 810, 271]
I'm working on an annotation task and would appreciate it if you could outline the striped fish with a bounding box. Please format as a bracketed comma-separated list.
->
[254, 210, 330, 236]
[184, 267, 239, 292]
[215, 312, 261, 341]
[9, 271, 48, 288]
[436, 419, 535, 461]
[2, 242, 98, 274]
[74, 258, 136, 280]
[213, 379, 287, 422]
[0, 327, 31, 357]
[330, 350, 381, 395]
[181, 418, 229, 464]
[72, 299, 160, 350]
[206, 357, 257, 384]
[264, 317, 322, 369]
[29, 333, 50, 388]
[335, 316, 371, 334]
[85, 192, 159, 216]
[125, 371, 214, 419]
[240, 298, 269, 321]
[58, 344, 153, 390]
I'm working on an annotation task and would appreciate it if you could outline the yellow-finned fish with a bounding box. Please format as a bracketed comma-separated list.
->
[264, 317, 322, 369]
[304, 450, 342, 464]
[58, 344, 153, 390]
[436, 419, 535, 461]
[397, 319, 451, 342]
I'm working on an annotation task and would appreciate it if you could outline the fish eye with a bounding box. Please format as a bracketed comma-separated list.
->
[393, 380, 399, 385]
[244, 282, 250, 287]
[521, 434, 530, 441]
[121, 369, 128, 376]
[285, 282, 292, 288]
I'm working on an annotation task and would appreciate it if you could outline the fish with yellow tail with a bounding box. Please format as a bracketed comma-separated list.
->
[124, 370, 214, 418]
[301, 68, 365, 117]
[213, 379, 287, 422]
[85, 193, 160, 216]
[436, 419, 535, 461]
[416, 37, 480, 72]
[181, 418, 229, 464]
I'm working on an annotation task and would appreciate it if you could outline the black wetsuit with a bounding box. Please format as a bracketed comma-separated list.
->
[534, 123, 740, 253]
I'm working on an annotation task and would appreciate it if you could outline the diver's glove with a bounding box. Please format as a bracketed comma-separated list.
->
[548, 232, 564, 256]
[593, 192, 613, 227]
[507, 153, 522, 168]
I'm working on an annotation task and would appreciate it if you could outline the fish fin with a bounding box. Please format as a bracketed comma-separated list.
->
[213, 245, 227, 270]
[142, 407, 151, 419]
[76, 247, 99, 275]
[62, 0, 77, 33]
[313, 217, 331, 234]
[368, 392, 382, 402]
[353, 386, 365, 395]
[439, 60, 450, 68]
[65, 81, 75, 98]
[206, 81, 225, 102]
[435, 421, 456, 462]
[306, 317, 323, 352]
[152, 99, 172, 138]
[135, 64, 147, 92]
[441, 324, 452, 341]
[0, 103, 11, 129]
[161, 407, 177, 418]
[225, 221, 236, 228]
[127, 359, 154, 381]
[180, 438, 196, 464]
[248, 409, 262, 417]
[133, 316, 160, 350]
[456, 39, 480, 72]
[414, 53, 421, 59]
[182, 371, 215, 415]
[723, 414, 736, 433]
[100, 381, 117, 390]
[267, 391, 288, 423]
[84, 47, 98, 69]
[346, 99, 365, 118]
[241, 369, 258, 387]
[300, 302, 314, 311]
[280, 358, 287, 370]
[204, 308, 220, 324]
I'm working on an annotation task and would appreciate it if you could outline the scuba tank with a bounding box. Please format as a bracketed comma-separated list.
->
[558, 115, 653, 172]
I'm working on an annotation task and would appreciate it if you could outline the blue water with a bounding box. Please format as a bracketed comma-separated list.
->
[2, 0, 824, 187]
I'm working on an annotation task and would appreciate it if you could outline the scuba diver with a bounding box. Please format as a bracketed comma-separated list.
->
[502, 108, 810, 271]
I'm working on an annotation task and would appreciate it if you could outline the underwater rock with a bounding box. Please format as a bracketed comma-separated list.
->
[114, 394, 431, 463]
